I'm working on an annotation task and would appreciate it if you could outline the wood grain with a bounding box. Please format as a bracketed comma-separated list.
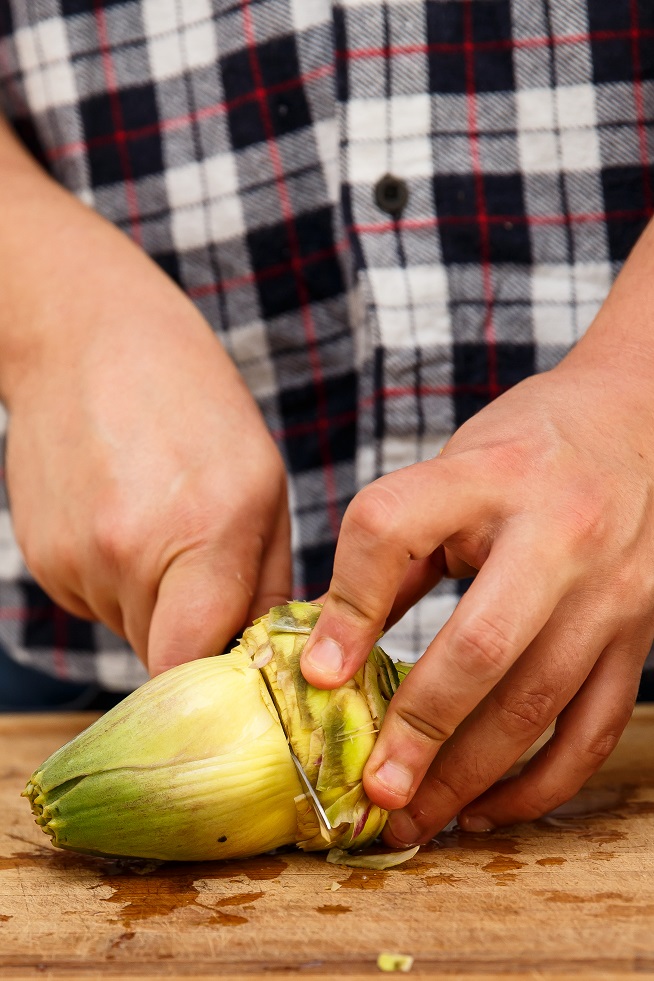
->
[0, 709, 653, 979]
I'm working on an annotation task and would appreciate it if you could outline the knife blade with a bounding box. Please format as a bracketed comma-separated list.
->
[289, 750, 333, 833]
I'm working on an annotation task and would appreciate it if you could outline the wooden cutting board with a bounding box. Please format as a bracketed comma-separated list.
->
[1, 709, 653, 980]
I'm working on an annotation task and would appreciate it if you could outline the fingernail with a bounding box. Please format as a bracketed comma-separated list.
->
[460, 814, 494, 833]
[303, 637, 343, 675]
[373, 759, 414, 800]
[387, 809, 420, 846]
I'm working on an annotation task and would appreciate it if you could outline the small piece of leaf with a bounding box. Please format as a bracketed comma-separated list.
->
[326, 845, 419, 870]
[250, 645, 273, 668]
[393, 660, 414, 684]
[377, 952, 414, 972]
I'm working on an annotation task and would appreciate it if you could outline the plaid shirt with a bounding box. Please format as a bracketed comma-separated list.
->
[0, 0, 653, 690]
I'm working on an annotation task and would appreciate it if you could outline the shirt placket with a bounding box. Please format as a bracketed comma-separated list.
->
[335, 0, 460, 661]
[335, 0, 454, 494]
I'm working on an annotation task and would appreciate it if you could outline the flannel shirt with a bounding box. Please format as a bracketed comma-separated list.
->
[0, 0, 653, 690]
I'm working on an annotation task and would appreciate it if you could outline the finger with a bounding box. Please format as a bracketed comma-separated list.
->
[118, 581, 157, 663]
[147, 545, 260, 676]
[457, 639, 645, 831]
[382, 607, 613, 845]
[66, 554, 154, 661]
[361, 520, 574, 812]
[301, 457, 495, 687]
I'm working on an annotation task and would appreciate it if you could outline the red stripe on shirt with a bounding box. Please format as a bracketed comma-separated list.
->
[92, 1, 143, 245]
[337, 28, 654, 62]
[352, 207, 651, 236]
[188, 238, 347, 300]
[463, 0, 499, 399]
[45, 63, 333, 165]
[240, 0, 341, 540]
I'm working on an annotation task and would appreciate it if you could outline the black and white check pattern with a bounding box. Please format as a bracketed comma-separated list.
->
[0, 0, 652, 687]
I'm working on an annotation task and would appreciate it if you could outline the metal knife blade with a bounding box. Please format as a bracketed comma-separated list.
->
[289, 750, 332, 832]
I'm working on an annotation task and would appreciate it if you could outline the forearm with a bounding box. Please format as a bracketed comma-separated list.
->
[0, 115, 181, 407]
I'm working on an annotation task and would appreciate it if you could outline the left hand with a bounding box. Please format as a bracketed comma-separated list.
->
[300, 263, 654, 844]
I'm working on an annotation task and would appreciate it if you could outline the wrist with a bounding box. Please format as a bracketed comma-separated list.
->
[0, 178, 186, 411]
[0, 118, 161, 407]
[556, 216, 654, 406]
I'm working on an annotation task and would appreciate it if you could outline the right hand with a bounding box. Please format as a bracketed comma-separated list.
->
[2, 168, 291, 676]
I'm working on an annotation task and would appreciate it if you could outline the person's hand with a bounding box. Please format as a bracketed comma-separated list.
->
[5, 252, 290, 675]
[0, 131, 290, 675]
[6, 268, 291, 675]
[300, 224, 654, 844]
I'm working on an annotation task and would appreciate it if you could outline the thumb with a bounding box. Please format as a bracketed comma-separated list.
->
[147, 552, 253, 676]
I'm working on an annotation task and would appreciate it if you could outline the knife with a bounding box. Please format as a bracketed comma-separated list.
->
[289, 750, 333, 833]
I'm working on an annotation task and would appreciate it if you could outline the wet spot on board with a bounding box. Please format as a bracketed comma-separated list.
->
[601, 903, 654, 918]
[429, 831, 521, 855]
[95, 861, 269, 928]
[0, 914, 11, 922]
[205, 855, 288, 881]
[206, 910, 249, 926]
[541, 891, 629, 904]
[0, 847, 85, 873]
[423, 873, 464, 886]
[340, 870, 385, 890]
[482, 856, 527, 874]
[536, 857, 566, 866]
[100, 866, 206, 926]
[203, 890, 264, 923]
[0, 851, 33, 872]
[578, 831, 626, 845]
[481, 855, 528, 887]
[315, 904, 352, 915]
[212, 891, 263, 908]
[8, 845, 288, 930]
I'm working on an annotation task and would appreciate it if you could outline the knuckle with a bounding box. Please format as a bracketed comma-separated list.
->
[92, 501, 138, 566]
[606, 567, 650, 622]
[328, 588, 383, 633]
[344, 481, 406, 548]
[515, 786, 568, 822]
[394, 704, 454, 748]
[558, 486, 607, 550]
[493, 686, 557, 736]
[427, 765, 473, 806]
[578, 727, 623, 768]
[455, 614, 515, 679]
[406, 773, 463, 823]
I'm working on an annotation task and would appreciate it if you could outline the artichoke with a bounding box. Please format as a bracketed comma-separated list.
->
[24, 602, 401, 862]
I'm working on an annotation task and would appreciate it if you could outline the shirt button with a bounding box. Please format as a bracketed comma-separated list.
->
[374, 173, 409, 216]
